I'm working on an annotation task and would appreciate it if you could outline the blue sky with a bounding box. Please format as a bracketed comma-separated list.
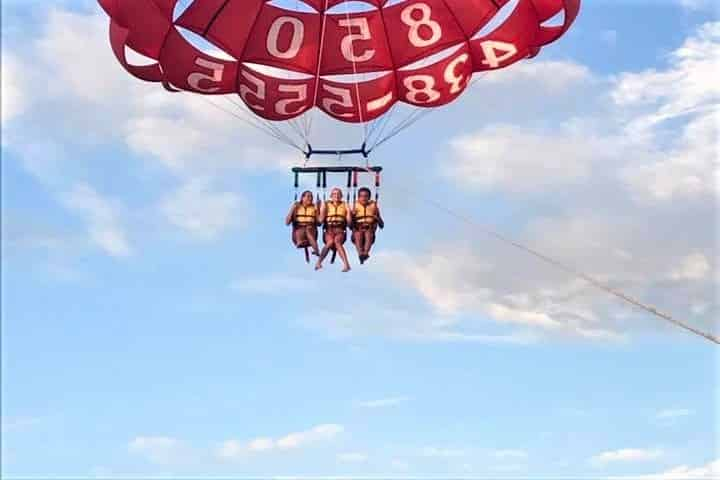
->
[1, 0, 718, 477]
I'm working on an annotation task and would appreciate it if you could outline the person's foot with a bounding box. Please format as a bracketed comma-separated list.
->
[342, 265, 351, 272]
[315, 262, 323, 271]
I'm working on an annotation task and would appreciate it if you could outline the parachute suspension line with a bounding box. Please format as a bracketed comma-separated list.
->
[370, 70, 495, 152]
[191, 94, 304, 153]
[371, 106, 432, 151]
[221, 95, 304, 151]
[366, 101, 399, 150]
[342, 0, 370, 146]
[172, 0, 304, 150]
[377, 172, 719, 345]
[306, 0, 331, 142]
[281, 0, 312, 148]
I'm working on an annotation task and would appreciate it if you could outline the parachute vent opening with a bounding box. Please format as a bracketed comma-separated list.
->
[399, 43, 465, 71]
[473, 0, 519, 38]
[541, 10, 566, 28]
[173, 0, 192, 21]
[124, 46, 157, 66]
[243, 62, 314, 80]
[269, 0, 318, 13]
[383, 0, 410, 7]
[326, 1, 378, 13]
[175, 26, 238, 61]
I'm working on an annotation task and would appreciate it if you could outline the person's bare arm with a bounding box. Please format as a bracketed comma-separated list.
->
[318, 202, 327, 225]
[345, 205, 353, 226]
[285, 203, 297, 226]
[376, 206, 384, 229]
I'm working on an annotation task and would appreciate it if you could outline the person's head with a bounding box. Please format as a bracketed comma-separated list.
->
[300, 190, 314, 206]
[357, 187, 372, 205]
[330, 187, 343, 202]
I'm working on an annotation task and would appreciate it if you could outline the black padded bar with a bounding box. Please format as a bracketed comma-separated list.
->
[292, 166, 383, 174]
[304, 143, 369, 159]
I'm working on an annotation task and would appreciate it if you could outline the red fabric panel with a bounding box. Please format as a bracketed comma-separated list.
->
[176, 0, 266, 61]
[534, 0, 581, 46]
[174, 0, 229, 35]
[529, 0, 563, 22]
[241, 4, 321, 75]
[382, 0, 467, 68]
[113, 0, 173, 59]
[316, 74, 395, 122]
[469, 0, 539, 72]
[109, 21, 164, 82]
[159, 28, 239, 93]
[151, 0, 177, 20]
[319, 10, 394, 75]
[237, 65, 316, 121]
[98, 0, 119, 17]
[397, 44, 472, 107]
[442, 0, 497, 38]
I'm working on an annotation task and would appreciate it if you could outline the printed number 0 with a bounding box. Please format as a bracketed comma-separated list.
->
[267, 16, 304, 59]
[400, 3, 442, 48]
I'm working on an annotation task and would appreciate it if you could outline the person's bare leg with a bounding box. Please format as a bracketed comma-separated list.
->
[335, 234, 351, 272]
[307, 228, 320, 255]
[315, 234, 333, 270]
[352, 230, 364, 259]
[363, 230, 375, 258]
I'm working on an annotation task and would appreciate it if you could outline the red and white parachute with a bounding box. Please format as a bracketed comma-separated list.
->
[98, 0, 579, 151]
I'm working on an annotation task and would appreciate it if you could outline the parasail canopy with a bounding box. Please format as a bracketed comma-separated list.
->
[98, 0, 580, 126]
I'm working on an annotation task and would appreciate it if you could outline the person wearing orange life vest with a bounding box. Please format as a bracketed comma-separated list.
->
[351, 187, 384, 263]
[315, 187, 352, 272]
[285, 190, 320, 256]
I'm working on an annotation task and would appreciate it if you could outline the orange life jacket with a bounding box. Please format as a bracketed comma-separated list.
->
[293, 204, 317, 226]
[325, 201, 347, 227]
[353, 201, 378, 226]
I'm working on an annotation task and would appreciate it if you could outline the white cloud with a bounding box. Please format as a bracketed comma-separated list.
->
[422, 447, 466, 458]
[656, 408, 694, 420]
[612, 458, 720, 479]
[446, 124, 601, 193]
[61, 184, 132, 257]
[356, 396, 409, 408]
[391, 459, 410, 470]
[160, 178, 244, 240]
[231, 274, 315, 295]
[1, 54, 27, 124]
[303, 305, 539, 345]
[374, 250, 626, 342]
[218, 424, 344, 460]
[668, 254, 710, 280]
[492, 449, 528, 460]
[337, 452, 369, 463]
[591, 448, 664, 466]
[128, 436, 185, 465]
[368, 22, 718, 345]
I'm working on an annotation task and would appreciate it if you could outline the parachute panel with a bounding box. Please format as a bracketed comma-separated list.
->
[381, 0, 468, 68]
[319, 10, 395, 76]
[397, 43, 472, 107]
[241, 4, 321, 75]
[316, 73, 395, 122]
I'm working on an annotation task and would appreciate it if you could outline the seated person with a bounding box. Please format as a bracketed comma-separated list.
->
[285, 190, 320, 256]
[351, 187, 384, 263]
[315, 187, 352, 272]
